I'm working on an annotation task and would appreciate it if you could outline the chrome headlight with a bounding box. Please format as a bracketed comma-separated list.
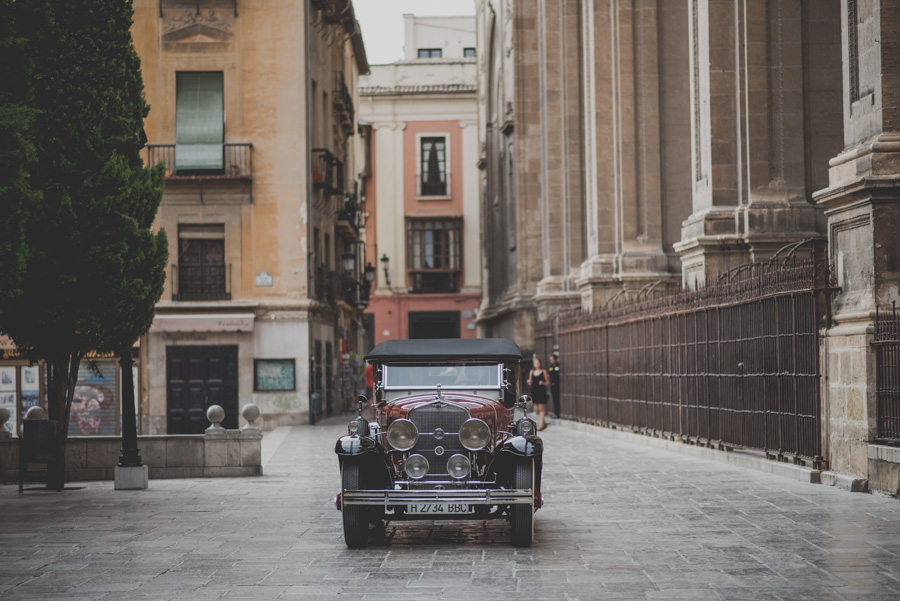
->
[446, 454, 470, 479]
[348, 417, 368, 436]
[517, 417, 536, 436]
[458, 418, 491, 451]
[387, 418, 418, 451]
[404, 454, 429, 479]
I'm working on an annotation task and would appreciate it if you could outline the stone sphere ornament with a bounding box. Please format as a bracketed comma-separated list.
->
[206, 404, 225, 430]
[241, 403, 260, 429]
[25, 406, 47, 420]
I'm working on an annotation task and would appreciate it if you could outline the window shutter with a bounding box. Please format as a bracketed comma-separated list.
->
[176, 72, 224, 171]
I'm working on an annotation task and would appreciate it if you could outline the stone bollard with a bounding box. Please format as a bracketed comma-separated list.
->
[205, 405, 226, 438]
[241, 403, 260, 430]
[0, 406, 10, 440]
[25, 406, 47, 420]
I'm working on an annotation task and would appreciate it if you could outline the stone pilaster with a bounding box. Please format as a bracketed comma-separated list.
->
[676, 0, 841, 286]
[534, 0, 585, 319]
[813, 0, 900, 480]
[577, 0, 680, 310]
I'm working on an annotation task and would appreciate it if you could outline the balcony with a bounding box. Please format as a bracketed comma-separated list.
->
[146, 143, 253, 203]
[334, 72, 355, 136]
[312, 148, 344, 196]
[409, 270, 460, 294]
[335, 195, 359, 237]
[147, 144, 252, 180]
[313, 267, 361, 307]
[171, 263, 232, 302]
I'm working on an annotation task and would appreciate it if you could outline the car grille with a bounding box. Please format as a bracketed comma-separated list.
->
[408, 403, 470, 479]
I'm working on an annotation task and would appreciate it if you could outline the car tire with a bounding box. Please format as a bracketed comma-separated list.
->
[342, 462, 369, 548]
[510, 459, 535, 547]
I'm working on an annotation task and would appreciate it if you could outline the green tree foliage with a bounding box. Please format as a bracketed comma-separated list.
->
[0, 0, 35, 318]
[0, 0, 167, 489]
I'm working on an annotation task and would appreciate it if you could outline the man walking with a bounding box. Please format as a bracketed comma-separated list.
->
[548, 353, 561, 419]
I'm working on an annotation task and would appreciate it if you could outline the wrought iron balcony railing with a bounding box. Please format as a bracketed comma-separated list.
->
[311, 148, 344, 196]
[171, 263, 232, 301]
[146, 144, 252, 180]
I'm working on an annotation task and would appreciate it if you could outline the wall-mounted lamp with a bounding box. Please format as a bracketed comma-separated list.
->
[342, 249, 356, 273]
[380, 253, 391, 287]
[364, 262, 376, 284]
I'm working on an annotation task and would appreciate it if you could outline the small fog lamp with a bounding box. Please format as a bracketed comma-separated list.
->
[447, 454, 471, 479]
[404, 454, 429, 479]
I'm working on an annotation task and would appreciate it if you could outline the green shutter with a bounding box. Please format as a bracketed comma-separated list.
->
[176, 72, 224, 171]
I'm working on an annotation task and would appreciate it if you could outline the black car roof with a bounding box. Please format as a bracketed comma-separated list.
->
[365, 338, 522, 362]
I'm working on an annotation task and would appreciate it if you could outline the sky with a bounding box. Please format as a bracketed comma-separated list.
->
[354, 0, 476, 65]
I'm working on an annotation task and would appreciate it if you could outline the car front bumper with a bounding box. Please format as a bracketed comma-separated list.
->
[341, 487, 534, 507]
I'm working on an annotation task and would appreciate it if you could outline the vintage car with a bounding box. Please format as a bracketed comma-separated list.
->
[334, 338, 543, 548]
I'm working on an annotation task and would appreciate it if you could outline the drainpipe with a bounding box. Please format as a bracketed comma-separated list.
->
[305, 0, 314, 420]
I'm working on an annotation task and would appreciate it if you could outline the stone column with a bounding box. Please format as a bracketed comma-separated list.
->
[577, 0, 677, 311]
[460, 120, 482, 295]
[534, 0, 586, 321]
[813, 0, 900, 479]
[676, 0, 842, 286]
[373, 122, 405, 293]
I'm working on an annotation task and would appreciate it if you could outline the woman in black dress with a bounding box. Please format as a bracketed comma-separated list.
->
[527, 357, 549, 431]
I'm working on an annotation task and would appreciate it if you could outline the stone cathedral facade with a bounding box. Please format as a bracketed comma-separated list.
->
[475, 0, 900, 484]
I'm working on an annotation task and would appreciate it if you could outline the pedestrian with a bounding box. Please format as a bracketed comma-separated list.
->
[527, 357, 549, 431]
[548, 353, 561, 418]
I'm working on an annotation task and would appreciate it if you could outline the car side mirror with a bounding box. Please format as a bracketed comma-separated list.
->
[356, 394, 368, 416]
[517, 395, 531, 409]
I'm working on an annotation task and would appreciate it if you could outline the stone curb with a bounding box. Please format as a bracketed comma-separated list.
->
[820, 470, 869, 492]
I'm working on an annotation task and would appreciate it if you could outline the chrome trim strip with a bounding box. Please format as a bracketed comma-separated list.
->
[410, 398, 472, 414]
[342, 488, 533, 506]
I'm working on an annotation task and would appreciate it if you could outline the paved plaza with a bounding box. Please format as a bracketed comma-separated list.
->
[1, 418, 900, 601]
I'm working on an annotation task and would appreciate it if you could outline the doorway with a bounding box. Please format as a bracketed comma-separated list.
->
[166, 346, 238, 434]
[408, 311, 460, 339]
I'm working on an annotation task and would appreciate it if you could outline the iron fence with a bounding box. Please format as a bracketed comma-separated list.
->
[546, 250, 833, 467]
[875, 302, 900, 445]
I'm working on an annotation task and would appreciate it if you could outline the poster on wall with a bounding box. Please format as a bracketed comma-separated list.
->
[68, 360, 118, 437]
[20, 365, 39, 390]
[20, 364, 42, 415]
[0, 366, 15, 391]
[254, 359, 296, 391]
[0, 392, 15, 434]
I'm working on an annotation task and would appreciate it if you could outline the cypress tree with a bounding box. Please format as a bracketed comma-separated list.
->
[0, 0, 167, 490]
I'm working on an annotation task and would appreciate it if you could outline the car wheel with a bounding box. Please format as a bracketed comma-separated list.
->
[510, 459, 535, 547]
[342, 462, 369, 548]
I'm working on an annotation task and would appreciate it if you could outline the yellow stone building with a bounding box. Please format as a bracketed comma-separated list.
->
[132, 0, 369, 433]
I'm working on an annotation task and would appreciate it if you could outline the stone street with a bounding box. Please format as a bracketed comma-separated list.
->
[1, 418, 899, 601]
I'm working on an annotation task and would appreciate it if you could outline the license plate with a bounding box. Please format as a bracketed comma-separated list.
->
[406, 502, 473, 515]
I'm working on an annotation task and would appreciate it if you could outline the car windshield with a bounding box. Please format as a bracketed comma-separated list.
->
[384, 363, 502, 389]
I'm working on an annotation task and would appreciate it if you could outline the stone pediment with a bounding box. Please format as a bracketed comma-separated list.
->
[163, 10, 232, 42]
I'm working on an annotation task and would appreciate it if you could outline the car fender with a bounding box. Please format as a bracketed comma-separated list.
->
[499, 434, 543, 457]
[335, 434, 377, 457]
[335, 436, 393, 489]
[488, 435, 543, 492]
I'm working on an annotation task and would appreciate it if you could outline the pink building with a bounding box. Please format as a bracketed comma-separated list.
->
[360, 16, 480, 345]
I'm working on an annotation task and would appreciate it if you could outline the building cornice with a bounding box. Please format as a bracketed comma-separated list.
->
[361, 83, 477, 96]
